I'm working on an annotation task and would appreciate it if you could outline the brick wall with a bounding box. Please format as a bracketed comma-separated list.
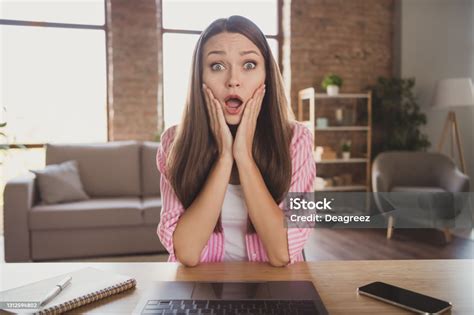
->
[289, 0, 393, 109]
[107, 0, 159, 141]
[288, 0, 394, 187]
[106, 0, 393, 141]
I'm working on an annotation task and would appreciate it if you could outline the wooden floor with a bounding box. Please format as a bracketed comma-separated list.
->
[304, 228, 474, 260]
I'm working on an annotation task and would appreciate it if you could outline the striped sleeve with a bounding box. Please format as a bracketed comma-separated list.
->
[156, 126, 216, 263]
[284, 123, 317, 264]
[156, 126, 183, 262]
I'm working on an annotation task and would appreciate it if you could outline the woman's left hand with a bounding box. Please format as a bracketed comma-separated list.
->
[233, 84, 266, 164]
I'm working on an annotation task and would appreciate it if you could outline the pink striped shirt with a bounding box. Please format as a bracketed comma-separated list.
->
[156, 122, 316, 265]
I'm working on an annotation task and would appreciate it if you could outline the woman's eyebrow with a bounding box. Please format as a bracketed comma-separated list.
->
[240, 50, 260, 56]
[207, 50, 225, 57]
[206, 50, 260, 57]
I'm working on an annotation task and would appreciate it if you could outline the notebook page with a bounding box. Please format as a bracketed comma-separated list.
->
[0, 267, 134, 314]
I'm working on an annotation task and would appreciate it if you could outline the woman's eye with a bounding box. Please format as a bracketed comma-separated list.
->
[211, 63, 224, 71]
[244, 62, 257, 70]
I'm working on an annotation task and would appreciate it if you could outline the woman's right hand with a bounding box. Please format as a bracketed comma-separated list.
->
[202, 84, 233, 160]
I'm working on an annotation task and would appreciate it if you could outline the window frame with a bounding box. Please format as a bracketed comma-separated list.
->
[0, 1, 109, 147]
[158, 0, 283, 132]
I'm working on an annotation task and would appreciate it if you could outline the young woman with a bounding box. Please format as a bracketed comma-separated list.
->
[156, 15, 316, 267]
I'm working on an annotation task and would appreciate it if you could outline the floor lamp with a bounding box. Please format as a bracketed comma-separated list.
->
[432, 78, 474, 174]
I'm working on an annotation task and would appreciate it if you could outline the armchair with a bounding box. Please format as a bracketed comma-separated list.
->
[372, 151, 470, 242]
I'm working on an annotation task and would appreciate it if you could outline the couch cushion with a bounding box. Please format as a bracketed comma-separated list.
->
[46, 141, 141, 197]
[141, 142, 161, 197]
[142, 196, 162, 224]
[29, 197, 143, 230]
[31, 160, 89, 204]
[389, 187, 447, 209]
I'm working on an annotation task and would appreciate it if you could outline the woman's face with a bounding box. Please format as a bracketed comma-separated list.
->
[202, 32, 266, 125]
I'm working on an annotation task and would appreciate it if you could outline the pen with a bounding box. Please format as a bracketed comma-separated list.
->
[39, 276, 72, 306]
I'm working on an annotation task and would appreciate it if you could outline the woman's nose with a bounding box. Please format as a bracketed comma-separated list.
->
[227, 70, 241, 88]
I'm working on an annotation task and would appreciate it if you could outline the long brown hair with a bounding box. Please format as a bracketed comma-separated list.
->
[167, 16, 294, 221]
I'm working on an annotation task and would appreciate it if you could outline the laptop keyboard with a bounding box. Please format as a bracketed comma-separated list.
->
[141, 299, 319, 314]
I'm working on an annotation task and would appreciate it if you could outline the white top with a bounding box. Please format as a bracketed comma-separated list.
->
[221, 184, 248, 261]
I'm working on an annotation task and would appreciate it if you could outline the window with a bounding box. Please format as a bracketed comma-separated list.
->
[0, 0, 107, 144]
[162, 0, 280, 128]
[0, 1, 107, 210]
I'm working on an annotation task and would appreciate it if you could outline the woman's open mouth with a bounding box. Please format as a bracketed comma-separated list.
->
[224, 95, 244, 115]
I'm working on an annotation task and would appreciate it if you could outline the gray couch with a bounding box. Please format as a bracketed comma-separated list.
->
[4, 141, 166, 262]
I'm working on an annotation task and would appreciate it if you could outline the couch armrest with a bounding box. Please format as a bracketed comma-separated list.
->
[372, 171, 390, 192]
[440, 168, 470, 192]
[4, 174, 36, 262]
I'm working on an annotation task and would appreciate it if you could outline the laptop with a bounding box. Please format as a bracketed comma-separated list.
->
[133, 281, 328, 314]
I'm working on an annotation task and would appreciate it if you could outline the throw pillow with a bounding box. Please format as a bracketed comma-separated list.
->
[31, 160, 89, 204]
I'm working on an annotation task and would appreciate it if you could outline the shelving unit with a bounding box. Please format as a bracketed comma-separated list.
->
[316, 158, 368, 164]
[317, 185, 367, 192]
[298, 87, 372, 192]
[315, 126, 369, 131]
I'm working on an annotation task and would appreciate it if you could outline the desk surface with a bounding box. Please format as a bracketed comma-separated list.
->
[1, 260, 473, 314]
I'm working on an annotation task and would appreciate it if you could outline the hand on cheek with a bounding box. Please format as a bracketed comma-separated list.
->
[202, 84, 233, 159]
[233, 84, 266, 164]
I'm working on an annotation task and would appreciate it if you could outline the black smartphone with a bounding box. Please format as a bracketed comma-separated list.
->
[357, 281, 452, 314]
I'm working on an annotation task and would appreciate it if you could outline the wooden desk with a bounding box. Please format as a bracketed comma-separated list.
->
[1, 260, 473, 314]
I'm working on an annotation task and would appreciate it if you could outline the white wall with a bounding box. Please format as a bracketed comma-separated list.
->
[398, 0, 474, 190]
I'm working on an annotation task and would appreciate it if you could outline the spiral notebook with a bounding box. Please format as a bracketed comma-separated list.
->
[0, 267, 136, 314]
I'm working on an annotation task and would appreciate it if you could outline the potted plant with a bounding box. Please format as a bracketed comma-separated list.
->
[322, 74, 343, 96]
[341, 140, 351, 160]
[368, 77, 430, 159]
[0, 106, 26, 165]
